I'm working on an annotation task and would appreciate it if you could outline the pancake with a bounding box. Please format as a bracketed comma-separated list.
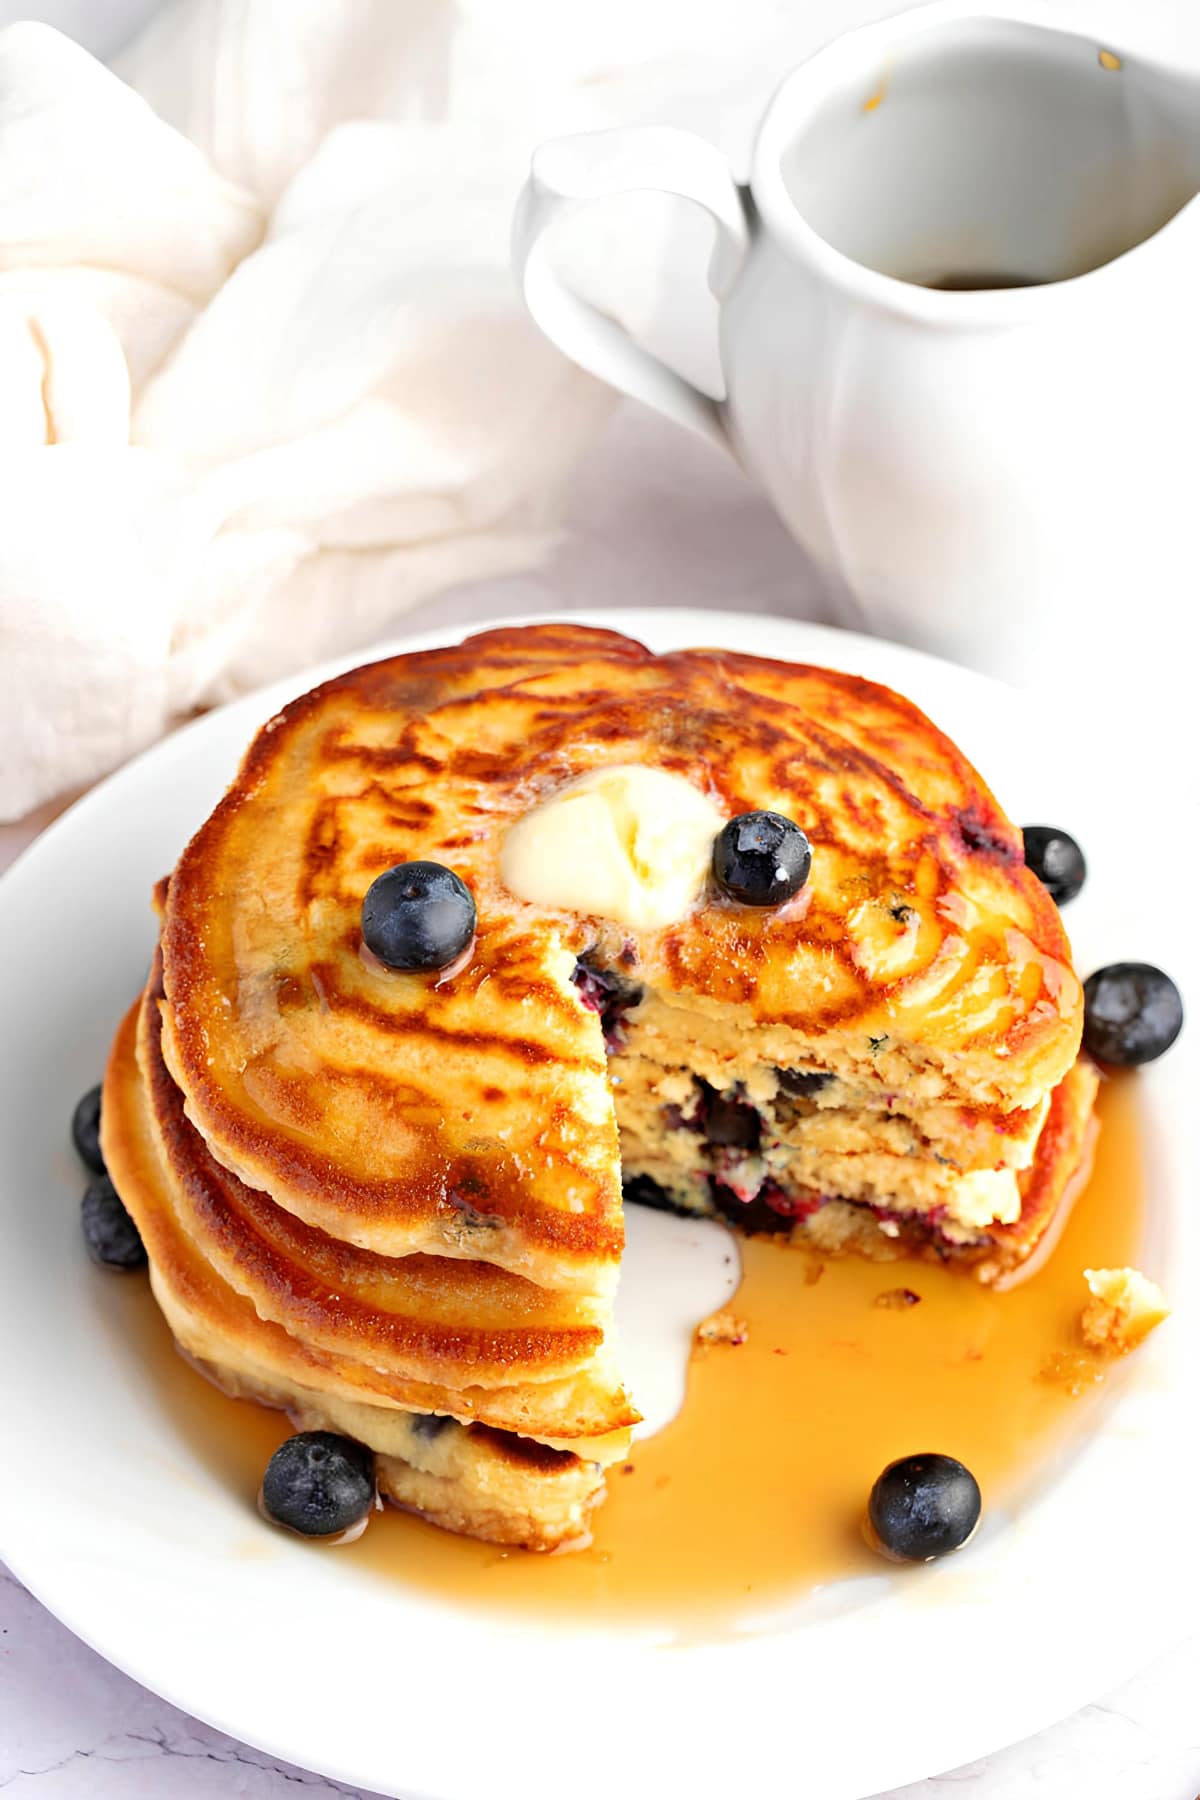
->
[103, 1001, 615, 1550]
[103, 622, 1097, 1551]
[136, 961, 634, 1443]
[157, 624, 1080, 1287]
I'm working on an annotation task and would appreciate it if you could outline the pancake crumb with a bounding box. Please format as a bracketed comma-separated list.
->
[1080, 1267, 1169, 1354]
[874, 1286, 922, 1309]
[695, 1310, 749, 1347]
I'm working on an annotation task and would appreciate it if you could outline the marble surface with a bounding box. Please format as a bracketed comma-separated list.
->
[2, 404, 1198, 1799]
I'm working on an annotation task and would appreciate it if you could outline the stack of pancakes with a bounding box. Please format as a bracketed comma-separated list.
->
[103, 624, 1095, 1550]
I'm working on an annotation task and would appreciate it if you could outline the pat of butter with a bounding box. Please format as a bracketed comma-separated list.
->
[500, 764, 725, 930]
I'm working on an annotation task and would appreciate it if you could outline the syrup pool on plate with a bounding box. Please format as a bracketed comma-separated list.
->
[115, 1075, 1145, 1636]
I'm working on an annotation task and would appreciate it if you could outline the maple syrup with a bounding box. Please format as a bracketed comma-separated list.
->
[121, 1075, 1146, 1636]
[915, 272, 1050, 290]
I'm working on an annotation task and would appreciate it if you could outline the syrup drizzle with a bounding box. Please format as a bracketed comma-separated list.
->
[118, 1076, 1145, 1638]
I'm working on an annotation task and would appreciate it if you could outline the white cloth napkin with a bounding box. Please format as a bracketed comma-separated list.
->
[0, 6, 629, 819]
[0, 0, 925, 821]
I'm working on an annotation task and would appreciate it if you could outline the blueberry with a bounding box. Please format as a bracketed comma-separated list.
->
[71, 1084, 105, 1174]
[361, 861, 475, 972]
[81, 1175, 146, 1270]
[1083, 962, 1183, 1066]
[708, 1177, 795, 1236]
[698, 1082, 761, 1151]
[712, 812, 812, 906]
[259, 1431, 376, 1540]
[867, 1452, 981, 1562]
[1022, 826, 1086, 905]
[623, 1174, 688, 1217]
[777, 1068, 834, 1099]
[571, 957, 644, 1052]
[409, 1413, 453, 1443]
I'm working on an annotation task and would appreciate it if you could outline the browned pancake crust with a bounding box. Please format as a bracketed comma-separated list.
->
[160, 624, 1081, 1287]
[106, 999, 637, 1442]
[142, 960, 626, 1395]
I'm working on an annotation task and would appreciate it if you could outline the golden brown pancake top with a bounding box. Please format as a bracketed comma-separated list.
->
[161, 624, 1081, 1288]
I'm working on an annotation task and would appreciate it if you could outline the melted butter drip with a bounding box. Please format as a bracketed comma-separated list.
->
[115, 1077, 1145, 1639]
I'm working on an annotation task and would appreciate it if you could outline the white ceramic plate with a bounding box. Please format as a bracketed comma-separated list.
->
[0, 609, 1195, 1800]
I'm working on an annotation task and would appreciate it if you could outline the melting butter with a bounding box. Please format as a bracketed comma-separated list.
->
[500, 764, 725, 930]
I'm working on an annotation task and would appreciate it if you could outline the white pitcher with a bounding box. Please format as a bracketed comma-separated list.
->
[513, 7, 1200, 683]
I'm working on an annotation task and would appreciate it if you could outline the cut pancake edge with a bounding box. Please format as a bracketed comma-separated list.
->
[614, 1055, 1098, 1282]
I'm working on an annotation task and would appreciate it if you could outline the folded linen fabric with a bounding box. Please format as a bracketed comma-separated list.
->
[0, 10, 614, 818]
[0, 0, 873, 821]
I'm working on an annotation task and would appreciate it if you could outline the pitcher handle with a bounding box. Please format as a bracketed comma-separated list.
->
[512, 127, 750, 452]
